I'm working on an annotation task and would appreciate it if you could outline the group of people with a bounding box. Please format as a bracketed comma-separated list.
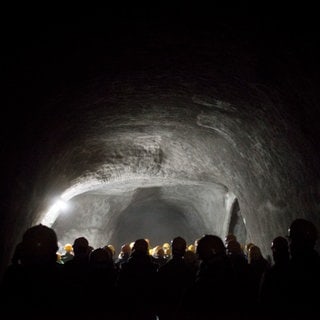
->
[0, 218, 319, 319]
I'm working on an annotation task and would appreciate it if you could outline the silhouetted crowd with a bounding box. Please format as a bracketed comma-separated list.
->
[0, 218, 319, 320]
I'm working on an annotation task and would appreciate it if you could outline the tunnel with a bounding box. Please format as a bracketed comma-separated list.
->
[1, 5, 320, 278]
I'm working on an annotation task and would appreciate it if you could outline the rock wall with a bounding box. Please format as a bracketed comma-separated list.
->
[1, 9, 320, 276]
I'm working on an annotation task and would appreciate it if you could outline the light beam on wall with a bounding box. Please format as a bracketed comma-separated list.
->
[41, 198, 70, 227]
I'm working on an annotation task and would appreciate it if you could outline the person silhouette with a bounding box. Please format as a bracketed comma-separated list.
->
[259, 236, 291, 317]
[117, 238, 158, 320]
[286, 218, 320, 316]
[178, 235, 236, 320]
[0, 224, 63, 318]
[156, 236, 194, 320]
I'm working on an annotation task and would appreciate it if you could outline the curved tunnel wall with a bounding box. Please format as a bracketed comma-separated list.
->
[9, 83, 320, 263]
[1, 15, 320, 277]
[33, 86, 319, 255]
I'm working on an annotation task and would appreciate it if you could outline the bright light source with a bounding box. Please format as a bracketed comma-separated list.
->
[54, 199, 69, 211]
[41, 198, 70, 227]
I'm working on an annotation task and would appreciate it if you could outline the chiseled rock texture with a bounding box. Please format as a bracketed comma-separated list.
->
[1, 9, 320, 275]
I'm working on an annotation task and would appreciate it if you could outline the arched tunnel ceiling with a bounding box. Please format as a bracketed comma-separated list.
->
[1, 5, 320, 274]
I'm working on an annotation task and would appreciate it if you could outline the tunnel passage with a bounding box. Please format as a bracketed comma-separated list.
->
[3, 77, 320, 272]
[26, 89, 319, 263]
[2, 12, 320, 279]
[51, 181, 230, 253]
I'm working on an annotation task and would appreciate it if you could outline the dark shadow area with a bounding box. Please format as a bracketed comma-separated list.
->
[228, 199, 247, 245]
[110, 190, 207, 252]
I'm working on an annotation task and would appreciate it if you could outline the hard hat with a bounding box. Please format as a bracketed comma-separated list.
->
[162, 242, 170, 250]
[64, 243, 73, 252]
[164, 248, 171, 256]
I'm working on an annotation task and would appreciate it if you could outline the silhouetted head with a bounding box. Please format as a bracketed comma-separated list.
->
[154, 247, 165, 258]
[272, 236, 288, 251]
[121, 243, 131, 254]
[224, 233, 237, 246]
[244, 242, 255, 256]
[226, 239, 242, 255]
[90, 247, 112, 265]
[107, 244, 115, 257]
[248, 245, 263, 263]
[171, 236, 187, 257]
[196, 235, 225, 261]
[73, 237, 89, 256]
[103, 246, 114, 260]
[271, 236, 289, 264]
[288, 218, 318, 256]
[21, 224, 58, 265]
[132, 239, 149, 255]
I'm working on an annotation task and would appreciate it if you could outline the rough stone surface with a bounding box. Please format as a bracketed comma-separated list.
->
[1, 6, 320, 276]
